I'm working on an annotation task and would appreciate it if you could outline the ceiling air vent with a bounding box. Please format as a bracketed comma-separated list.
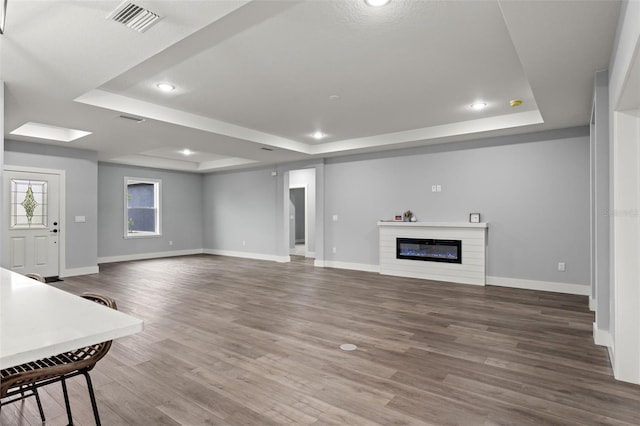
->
[119, 114, 145, 123]
[107, 1, 161, 33]
[260, 147, 274, 152]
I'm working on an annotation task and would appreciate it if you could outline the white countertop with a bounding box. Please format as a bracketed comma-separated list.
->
[0, 268, 143, 369]
[377, 221, 488, 228]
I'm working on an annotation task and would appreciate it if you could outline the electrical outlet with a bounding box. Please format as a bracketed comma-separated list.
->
[436, 184, 442, 192]
[243, 240, 246, 247]
[431, 185, 437, 192]
[558, 262, 566, 272]
[169, 240, 173, 246]
[332, 247, 337, 254]
[332, 214, 338, 222]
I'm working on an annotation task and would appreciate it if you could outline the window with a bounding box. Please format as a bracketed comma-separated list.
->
[124, 177, 161, 238]
[10, 179, 48, 229]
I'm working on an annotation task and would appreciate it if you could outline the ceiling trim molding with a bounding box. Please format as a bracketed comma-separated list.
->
[310, 110, 544, 155]
[75, 89, 311, 154]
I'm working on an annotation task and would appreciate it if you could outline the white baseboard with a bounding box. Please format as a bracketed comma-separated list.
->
[593, 322, 613, 347]
[608, 344, 615, 369]
[316, 260, 380, 273]
[204, 249, 290, 263]
[98, 249, 204, 264]
[589, 297, 596, 311]
[594, 325, 616, 379]
[486, 276, 590, 295]
[306, 251, 316, 259]
[61, 265, 99, 277]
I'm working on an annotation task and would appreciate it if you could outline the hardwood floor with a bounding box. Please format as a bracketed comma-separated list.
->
[3, 255, 639, 425]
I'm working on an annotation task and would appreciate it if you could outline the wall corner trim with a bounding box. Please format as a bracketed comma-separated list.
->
[589, 297, 596, 311]
[593, 322, 613, 348]
[486, 276, 590, 296]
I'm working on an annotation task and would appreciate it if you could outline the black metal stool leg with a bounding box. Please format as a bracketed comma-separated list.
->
[32, 387, 46, 422]
[60, 378, 73, 426]
[83, 371, 101, 426]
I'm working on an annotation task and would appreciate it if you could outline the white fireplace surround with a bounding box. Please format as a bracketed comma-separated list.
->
[378, 222, 488, 286]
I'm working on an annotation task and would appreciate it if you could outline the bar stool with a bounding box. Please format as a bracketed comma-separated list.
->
[0, 293, 117, 425]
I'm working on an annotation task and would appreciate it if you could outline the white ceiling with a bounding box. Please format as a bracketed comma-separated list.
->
[1, 0, 621, 172]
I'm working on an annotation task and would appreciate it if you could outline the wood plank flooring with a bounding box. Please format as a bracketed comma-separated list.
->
[3, 254, 639, 425]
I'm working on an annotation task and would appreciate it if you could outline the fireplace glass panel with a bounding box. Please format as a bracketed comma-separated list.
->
[396, 238, 462, 264]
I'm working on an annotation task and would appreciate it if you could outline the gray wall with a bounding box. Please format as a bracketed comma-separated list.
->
[98, 163, 204, 259]
[592, 70, 610, 331]
[323, 129, 590, 285]
[203, 128, 590, 288]
[4, 140, 99, 270]
[0, 82, 4, 255]
[5, 127, 591, 289]
[203, 168, 280, 255]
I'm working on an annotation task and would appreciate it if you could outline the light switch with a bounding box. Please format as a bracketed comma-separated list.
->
[431, 185, 437, 192]
[436, 185, 442, 192]
[75, 216, 86, 223]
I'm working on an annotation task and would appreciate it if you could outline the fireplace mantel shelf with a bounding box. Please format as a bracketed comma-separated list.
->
[378, 221, 488, 229]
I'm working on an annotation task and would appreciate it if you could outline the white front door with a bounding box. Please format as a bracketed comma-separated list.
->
[2, 169, 60, 278]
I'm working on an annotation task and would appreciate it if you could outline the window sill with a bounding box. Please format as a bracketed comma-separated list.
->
[124, 232, 162, 239]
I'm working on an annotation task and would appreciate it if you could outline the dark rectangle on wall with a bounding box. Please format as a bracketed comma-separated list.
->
[396, 238, 462, 264]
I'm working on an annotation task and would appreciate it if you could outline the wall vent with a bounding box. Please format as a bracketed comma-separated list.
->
[107, 1, 161, 33]
[119, 114, 145, 123]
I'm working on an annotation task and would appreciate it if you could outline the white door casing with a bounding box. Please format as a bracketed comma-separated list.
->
[2, 169, 61, 277]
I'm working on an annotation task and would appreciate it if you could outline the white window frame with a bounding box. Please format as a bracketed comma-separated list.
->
[124, 177, 162, 238]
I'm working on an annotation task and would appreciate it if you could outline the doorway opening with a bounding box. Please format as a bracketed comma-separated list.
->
[288, 168, 316, 259]
[289, 187, 306, 256]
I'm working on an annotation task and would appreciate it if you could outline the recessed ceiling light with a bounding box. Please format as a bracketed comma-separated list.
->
[470, 102, 487, 110]
[365, 0, 390, 7]
[329, 95, 341, 101]
[180, 149, 193, 156]
[10, 122, 92, 142]
[156, 82, 175, 92]
[312, 131, 326, 140]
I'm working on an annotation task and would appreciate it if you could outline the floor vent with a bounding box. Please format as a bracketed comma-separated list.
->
[339, 344, 357, 351]
[107, 1, 162, 33]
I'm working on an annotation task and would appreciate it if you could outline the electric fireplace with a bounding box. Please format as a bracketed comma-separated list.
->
[396, 238, 462, 264]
